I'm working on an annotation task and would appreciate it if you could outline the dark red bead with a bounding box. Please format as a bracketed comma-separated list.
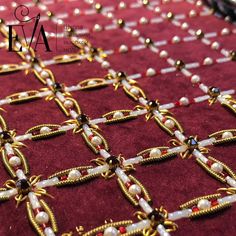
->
[60, 175, 68, 181]
[206, 160, 213, 167]
[119, 226, 126, 234]
[211, 199, 218, 207]
[192, 206, 199, 212]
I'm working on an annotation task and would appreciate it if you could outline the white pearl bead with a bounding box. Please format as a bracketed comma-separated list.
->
[63, 55, 70, 60]
[57, 19, 64, 25]
[172, 36, 180, 44]
[139, 17, 148, 24]
[181, 22, 189, 30]
[9, 156, 21, 167]
[130, 87, 139, 96]
[2, 65, 9, 70]
[211, 163, 223, 173]
[197, 199, 211, 210]
[107, 12, 113, 19]
[68, 169, 81, 180]
[91, 136, 102, 145]
[191, 74, 201, 83]
[104, 226, 119, 236]
[35, 211, 49, 224]
[87, 80, 97, 86]
[119, 1, 126, 9]
[18, 92, 28, 98]
[222, 131, 233, 139]
[119, 44, 128, 53]
[93, 24, 102, 32]
[155, 7, 161, 13]
[64, 100, 74, 108]
[221, 28, 230, 35]
[179, 97, 189, 106]
[203, 57, 213, 65]
[40, 70, 49, 79]
[101, 61, 110, 68]
[40, 126, 51, 134]
[196, 0, 202, 6]
[189, 10, 197, 17]
[132, 29, 140, 37]
[211, 41, 220, 50]
[164, 119, 175, 129]
[149, 148, 161, 158]
[74, 8, 80, 15]
[113, 111, 124, 119]
[159, 50, 168, 58]
[146, 68, 156, 77]
[128, 184, 142, 196]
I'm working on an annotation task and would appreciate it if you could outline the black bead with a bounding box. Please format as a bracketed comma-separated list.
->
[185, 136, 198, 150]
[147, 209, 164, 224]
[0, 131, 11, 140]
[209, 87, 221, 96]
[147, 100, 158, 109]
[116, 71, 127, 79]
[31, 57, 39, 64]
[76, 114, 89, 124]
[90, 47, 98, 55]
[106, 156, 120, 168]
[16, 179, 31, 191]
[53, 82, 63, 92]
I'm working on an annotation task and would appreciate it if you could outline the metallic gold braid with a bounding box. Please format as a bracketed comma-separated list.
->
[14, 148, 30, 174]
[31, 130, 66, 141]
[117, 178, 139, 206]
[209, 129, 236, 145]
[196, 158, 226, 183]
[209, 156, 236, 180]
[55, 173, 100, 187]
[7, 90, 41, 104]
[122, 229, 143, 236]
[123, 85, 146, 101]
[179, 193, 221, 209]
[52, 53, 82, 64]
[48, 166, 92, 179]
[83, 220, 133, 236]
[2, 149, 17, 178]
[221, 95, 236, 115]
[40, 199, 58, 232]
[79, 78, 108, 90]
[190, 202, 231, 219]
[217, 187, 236, 195]
[103, 110, 137, 124]
[0, 114, 8, 130]
[26, 202, 45, 236]
[129, 175, 152, 203]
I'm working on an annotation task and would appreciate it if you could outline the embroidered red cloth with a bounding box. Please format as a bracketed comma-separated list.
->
[0, 0, 236, 236]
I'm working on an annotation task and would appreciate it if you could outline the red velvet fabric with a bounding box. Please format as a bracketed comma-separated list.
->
[0, 0, 236, 236]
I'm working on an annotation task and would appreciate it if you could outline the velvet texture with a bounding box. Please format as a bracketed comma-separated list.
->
[0, 0, 236, 236]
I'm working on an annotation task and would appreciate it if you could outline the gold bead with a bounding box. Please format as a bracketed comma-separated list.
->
[95, 3, 102, 13]
[166, 12, 174, 20]
[117, 19, 125, 28]
[175, 60, 185, 70]
[195, 29, 204, 39]
[142, 0, 149, 6]
[229, 51, 236, 61]
[0, 19, 4, 24]
[145, 38, 153, 47]
[47, 11, 54, 18]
